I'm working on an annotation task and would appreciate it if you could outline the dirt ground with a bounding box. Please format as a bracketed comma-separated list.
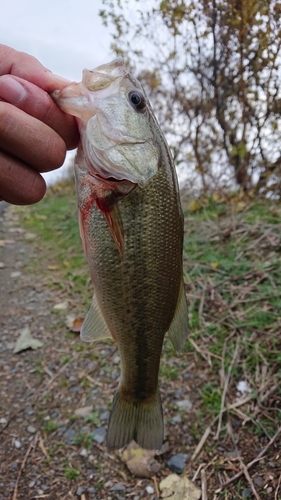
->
[0, 201, 280, 500]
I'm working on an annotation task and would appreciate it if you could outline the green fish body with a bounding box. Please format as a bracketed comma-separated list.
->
[53, 59, 188, 450]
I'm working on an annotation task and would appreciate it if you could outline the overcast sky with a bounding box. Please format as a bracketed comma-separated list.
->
[1, 0, 115, 183]
[2, 0, 112, 80]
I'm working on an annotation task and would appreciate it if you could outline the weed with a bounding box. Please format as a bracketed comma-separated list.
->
[42, 420, 59, 433]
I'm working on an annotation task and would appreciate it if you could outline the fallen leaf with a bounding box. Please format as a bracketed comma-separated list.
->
[122, 441, 161, 478]
[210, 261, 218, 269]
[48, 265, 59, 270]
[13, 327, 44, 354]
[10, 271, 22, 278]
[74, 406, 93, 418]
[53, 301, 68, 311]
[159, 473, 201, 500]
[188, 199, 202, 212]
[24, 232, 36, 239]
[66, 314, 84, 333]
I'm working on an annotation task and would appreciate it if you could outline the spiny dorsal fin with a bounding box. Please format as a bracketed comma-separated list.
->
[81, 295, 112, 343]
[167, 280, 189, 353]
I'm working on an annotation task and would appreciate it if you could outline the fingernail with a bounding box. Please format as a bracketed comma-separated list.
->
[0, 76, 26, 104]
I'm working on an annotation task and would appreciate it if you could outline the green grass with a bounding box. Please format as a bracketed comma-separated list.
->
[15, 191, 281, 448]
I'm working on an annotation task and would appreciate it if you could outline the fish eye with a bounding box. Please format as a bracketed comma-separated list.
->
[128, 90, 146, 112]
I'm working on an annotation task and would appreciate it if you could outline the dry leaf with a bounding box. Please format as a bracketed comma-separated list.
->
[159, 473, 201, 500]
[66, 314, 84, 333]
[210, 261, 218, 269]
[188, 199, 202, 212]
[48, 265, 59, 270]
[122, 441, 161, 478]
[74, 406, 93, 418]
[13, 327, 44, 354]
[53, 301, 68, 311]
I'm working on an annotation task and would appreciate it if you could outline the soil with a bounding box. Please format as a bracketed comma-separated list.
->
[0, 202, 280, 500]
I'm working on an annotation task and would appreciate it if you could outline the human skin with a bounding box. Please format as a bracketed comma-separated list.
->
[0, 44, 79, 205]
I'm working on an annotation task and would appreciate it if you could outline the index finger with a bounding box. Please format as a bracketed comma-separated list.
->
[0, 44, 71, 92]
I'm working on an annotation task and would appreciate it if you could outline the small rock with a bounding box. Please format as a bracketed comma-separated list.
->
[253, 476, 264, 488]
[28, 481, 35, 488]
[171, 414, 182, 424]
[167, 453, 189, 474]
[76, 486, 85, 496]
[242, 488, 253, 499]
[80, 448, 88, 458]
[0, 417, 7, 425]
[92, 427, 106, 445]
[111, 482, 126, 491]
[175, 399, 193, 411]
[64, 428, 77, 444]
[146, 485, 154, 494]
[14, 440, 21, 449]
[27, 425, 36, 434]
[226, 449, 239, 458]
[100, 410, 110, 421]
[113, 355, 121, 364]
[24, 405, 34, 415]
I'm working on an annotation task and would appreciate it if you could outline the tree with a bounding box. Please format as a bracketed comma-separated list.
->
[100, 0, 281, 194]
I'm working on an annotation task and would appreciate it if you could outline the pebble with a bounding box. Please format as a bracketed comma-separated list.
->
[14, 439, 21, 449]
[167, 453, 189, 474]
[92, 427, 106, 445]
[111, 482, 126, 491]
[64, 428, 77, 444]
[27, 425, 36, 434]
[24, 405, 34, 415]
[171, 414, 182, 424]
[242, 488, 252, 498]
[175, 399, 193, 411]
[79, 448, 88, 458]
[76, 486, 85, 496]
[28, 481, 35, 488]
[0, 417, 7, 424]
[100, 410, 110, 421]
[253, 476, 263, 487]
[146, 485, 154, 494]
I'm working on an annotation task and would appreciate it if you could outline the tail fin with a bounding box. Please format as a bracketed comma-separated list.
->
[107, 389, 163, 450]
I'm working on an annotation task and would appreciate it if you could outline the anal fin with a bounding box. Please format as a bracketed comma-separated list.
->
[167, 280, 189, 353]
[81, 294, 112, 343]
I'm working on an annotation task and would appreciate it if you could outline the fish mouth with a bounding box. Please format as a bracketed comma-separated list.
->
[83, 58, 128, 92]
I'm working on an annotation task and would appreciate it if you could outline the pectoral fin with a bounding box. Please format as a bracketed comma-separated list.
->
[167, 280, 189, 353]
[81, 295, 112, 343]
[96, 198, 124, 254]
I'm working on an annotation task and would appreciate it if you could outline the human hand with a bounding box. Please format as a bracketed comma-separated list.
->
[0, 44, 79, 205]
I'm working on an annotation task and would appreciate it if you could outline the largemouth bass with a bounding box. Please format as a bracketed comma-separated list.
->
[53, 59, 188, 450]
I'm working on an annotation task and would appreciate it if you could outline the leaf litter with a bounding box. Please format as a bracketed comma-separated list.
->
[0, 191, 281, 499]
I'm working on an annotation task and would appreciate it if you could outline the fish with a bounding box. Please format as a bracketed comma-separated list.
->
[52, 58, 189, 450]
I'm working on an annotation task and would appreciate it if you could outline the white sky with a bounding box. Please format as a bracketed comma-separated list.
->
[1, 0, 112, 80]
[2, 0, 114, 184]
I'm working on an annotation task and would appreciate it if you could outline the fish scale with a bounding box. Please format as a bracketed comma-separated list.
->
[52, 58, 189, 450]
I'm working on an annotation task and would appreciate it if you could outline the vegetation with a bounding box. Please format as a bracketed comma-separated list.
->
[100, 0, 281, 195]
[13, 186, 281, 496]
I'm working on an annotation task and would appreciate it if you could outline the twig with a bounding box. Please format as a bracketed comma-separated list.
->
[274, 473, 281, 500]
[191, 426, 212, 461]
[152, 475, 160, 498]
[220, 426, 281, 489]
[12, 432, 39, 500]
[215, 338, 240, 439]
[191, 395, 254, 461]
[201, 469, 208, 500]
